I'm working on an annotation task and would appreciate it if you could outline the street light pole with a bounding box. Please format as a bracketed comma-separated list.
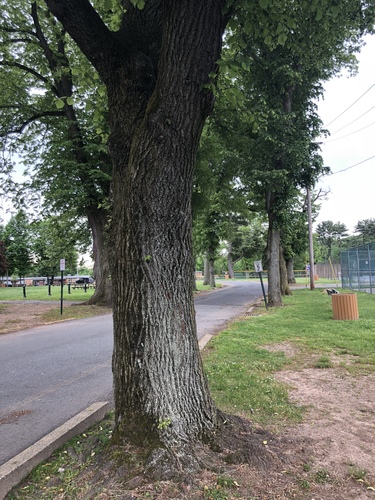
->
[307, 187, 315, 290]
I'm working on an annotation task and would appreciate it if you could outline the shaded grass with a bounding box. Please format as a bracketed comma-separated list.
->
[196, 281, 222, 292]
[0, 285, 95, 302]
[203, 289, 375, 427]
[41, 304, 111, 322]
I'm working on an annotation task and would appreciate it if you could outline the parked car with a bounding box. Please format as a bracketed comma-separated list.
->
[75, 277, 94, 284]
[1, 280, 13, 287]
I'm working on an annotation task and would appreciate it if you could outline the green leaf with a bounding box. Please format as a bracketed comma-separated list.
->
[264, 35, 272, 46]
[66, 96, 74, 106]
[55, 98, 64, 109]
[97, 85, 106, 97]
[259, 0, 269, 9]
[277, 33, 287, 46]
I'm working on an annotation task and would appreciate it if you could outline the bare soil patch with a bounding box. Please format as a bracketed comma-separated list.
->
[74, 343, 373, 499]
[0, 301, 110, 334]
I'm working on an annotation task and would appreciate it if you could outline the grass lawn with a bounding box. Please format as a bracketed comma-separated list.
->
[203, 288, 375, 427]
[0, 285, 95, 302]
[7, 288, 375, 499]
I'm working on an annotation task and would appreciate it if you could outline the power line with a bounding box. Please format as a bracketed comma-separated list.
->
[330, 105, 375, 135]
[325, 84, 375, 127]
[325, 120, 375, 142]
[330, 154, 375, 175]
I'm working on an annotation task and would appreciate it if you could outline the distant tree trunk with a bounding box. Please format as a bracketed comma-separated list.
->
[286, 257, 296, 284]
[267, 225, 282, 306]
[203, 256, 209, 285]
[227, 241, 235, 278]
[208, 256, 216, 287]
[280, 246, 291, 296]
[265, 195, 282, 307]
[203, 251, 216, 287]
[84, 207, 112, 306]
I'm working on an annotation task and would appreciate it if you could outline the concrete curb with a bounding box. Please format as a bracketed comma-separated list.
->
[0, 401, 110, 500]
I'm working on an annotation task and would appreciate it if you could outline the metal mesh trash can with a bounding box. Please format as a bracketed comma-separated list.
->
[331, 293, 359, 320]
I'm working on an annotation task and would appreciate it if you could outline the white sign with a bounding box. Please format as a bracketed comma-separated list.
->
[60, 259, 66, 271]
[254, 260, 263, 273]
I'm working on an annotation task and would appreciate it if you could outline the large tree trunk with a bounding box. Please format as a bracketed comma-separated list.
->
[266, 212, 282, 307]
[84, 207, 112, 306]
[46, 0, 227, 470]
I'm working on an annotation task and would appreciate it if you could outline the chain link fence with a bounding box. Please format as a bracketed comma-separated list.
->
[340, 243, 375, 294]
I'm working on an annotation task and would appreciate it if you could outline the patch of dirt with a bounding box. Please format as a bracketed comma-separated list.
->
[275, 367, 375, 495]
[101, 345, 374, 499]
[0, 301, 110, 334]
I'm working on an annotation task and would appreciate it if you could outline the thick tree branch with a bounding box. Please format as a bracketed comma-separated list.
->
[31, 2, 60, 73]
[0, 111, 64, 137]
[1, 26, 36, 37]
[0, 60, 52, 88]
[44, 0, 124, 81]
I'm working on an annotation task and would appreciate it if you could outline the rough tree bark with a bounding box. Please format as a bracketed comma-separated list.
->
[85, 207, 112, 306]
[279, 246, 292, 296]
[227, 241, 235, 278]
[203, 251, 216, 287]
[286, 257, 296, 284]
[265, 194, 282, 307]
[45, 0, 227, 469]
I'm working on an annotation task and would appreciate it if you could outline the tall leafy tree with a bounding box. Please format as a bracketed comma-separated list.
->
[219, 0, 373, 306]
[0, 0, 112, 305]
[3, 210, 33, 277]
[316, 220, 349, 260]
[354, 218, 375, 245]
[42, 0, 230, 470]
[30, 214, 90, 281]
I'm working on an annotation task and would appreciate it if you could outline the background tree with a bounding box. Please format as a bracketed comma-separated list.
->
[354, 218, 375, 245]
[3, 210, 33, 278]
[226, 220, 266, 275]
[217, 0, 373, 306]
[316, 220, 348, 261]
[193, 130, 251, 286]
[30, 214, 90, 281]
[0, 240, 9, 278]
[0, 0, 112, 305]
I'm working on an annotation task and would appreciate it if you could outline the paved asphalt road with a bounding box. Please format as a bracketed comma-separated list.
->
[0, 280, 263, 465]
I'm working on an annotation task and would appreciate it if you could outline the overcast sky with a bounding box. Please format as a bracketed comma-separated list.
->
[315, 34, 375, 234]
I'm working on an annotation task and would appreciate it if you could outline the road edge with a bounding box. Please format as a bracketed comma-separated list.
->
[0, 401, 110, 500]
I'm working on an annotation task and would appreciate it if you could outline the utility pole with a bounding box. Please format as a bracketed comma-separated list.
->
[307, 187, 315, 290]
